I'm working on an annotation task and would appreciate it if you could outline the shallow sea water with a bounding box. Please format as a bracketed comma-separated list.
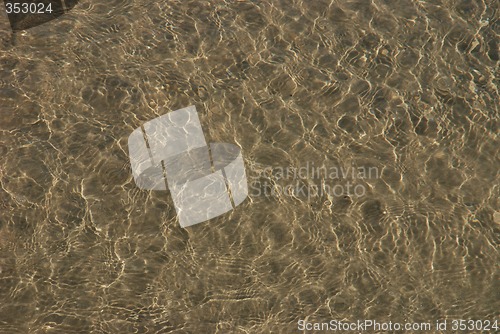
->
[0, 0, 499, 333]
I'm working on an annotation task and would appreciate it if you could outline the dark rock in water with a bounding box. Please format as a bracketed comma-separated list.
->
[64, 0, 78, 11]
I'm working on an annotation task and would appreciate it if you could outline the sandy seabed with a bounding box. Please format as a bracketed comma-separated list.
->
[0, 0, 499, 332]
